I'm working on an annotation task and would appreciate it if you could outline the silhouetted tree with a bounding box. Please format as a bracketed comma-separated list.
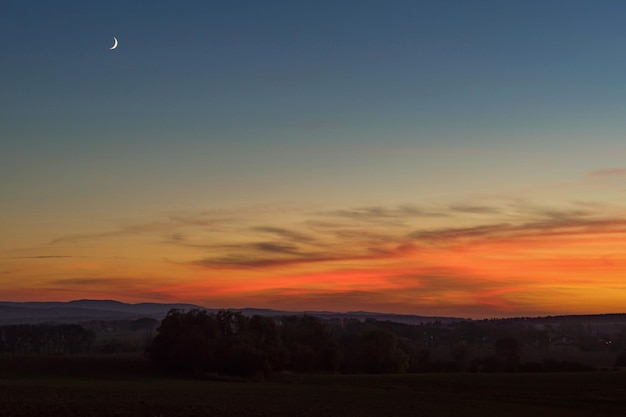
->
[215, 313, 286, 376]
[247, 315, 287, 372]
[494, 337, 521, 371]
[450, 342, 470, 371]
[147, 309, 219, 374]
[360, 328, 409, 373]
[281, 315, 341, 373]
[148, 309, 290, 377]
[341, 328, 408, 373]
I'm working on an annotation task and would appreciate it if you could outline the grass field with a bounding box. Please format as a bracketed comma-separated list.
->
[0, 355, 625, 417]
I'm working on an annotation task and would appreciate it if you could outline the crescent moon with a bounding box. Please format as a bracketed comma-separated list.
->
[110, 37, 118, 50]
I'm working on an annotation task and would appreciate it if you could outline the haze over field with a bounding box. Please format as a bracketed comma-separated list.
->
[2, 1, 626, 318]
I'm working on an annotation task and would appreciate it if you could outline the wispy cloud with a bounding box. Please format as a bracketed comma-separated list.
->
[320, 205, 449, 222]
[192, 254, 345, 269]
[49, 277, 124, 286]
[250, 242, 302, 256]
[41, 200, 626, 313]
[7, 255, 83, 259]
[588, 168, 626, 177]
[410, 223, 512, 242]
[147, 200, 626, 273]
[410, 217, 626, 244]
[39, 276, 178, 302]
[227, 270, 537, 317]
[49, 221, 179, 245]
[448, 204, 501, 214]
[49, 204, 307, 246]
[13, 198, 625, 316]
[252, 226, 316, 244]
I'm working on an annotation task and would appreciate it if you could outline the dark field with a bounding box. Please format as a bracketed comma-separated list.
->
[1, 356, 625, 417]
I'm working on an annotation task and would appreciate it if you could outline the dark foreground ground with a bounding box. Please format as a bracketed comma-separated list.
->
[0, 355, 625, 417]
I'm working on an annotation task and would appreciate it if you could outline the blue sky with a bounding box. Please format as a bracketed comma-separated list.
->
[5, 1, 626, 146]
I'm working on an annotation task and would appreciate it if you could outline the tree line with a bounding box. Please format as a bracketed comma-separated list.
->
[0, 324, 95, 355]
[146, 309, 540, 377]
[3, 311, 622, 375]
[148, 309, 412, 376]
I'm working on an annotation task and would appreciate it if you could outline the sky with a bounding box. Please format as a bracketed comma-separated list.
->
[2, 1, 626, 318]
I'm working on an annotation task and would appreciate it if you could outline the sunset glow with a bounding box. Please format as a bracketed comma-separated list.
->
[2, 1, 626, 318]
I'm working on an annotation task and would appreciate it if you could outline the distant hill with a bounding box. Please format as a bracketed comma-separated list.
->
[0, 299, 623, 326]
[0, 300, 204, 325]
[0, 299, 462, 325]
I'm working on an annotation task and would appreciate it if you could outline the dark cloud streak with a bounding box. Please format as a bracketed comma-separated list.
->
[411, 217, 626, 243]
[7, 255, 83, 259]
[252, 226, 316, 243]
